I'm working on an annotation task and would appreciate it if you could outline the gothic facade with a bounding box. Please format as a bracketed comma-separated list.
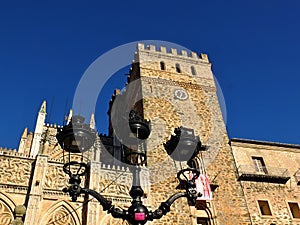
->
[1, 43, 300, 225]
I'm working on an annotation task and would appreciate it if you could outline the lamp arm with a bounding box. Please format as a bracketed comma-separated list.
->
[62, 163, 201, 223]
[80, 188, 112, 210]
[151, 192, 188, 220]
[81, 188, 128, 219]
[150, 180, 200, 220]
[63, 184, 127, 219]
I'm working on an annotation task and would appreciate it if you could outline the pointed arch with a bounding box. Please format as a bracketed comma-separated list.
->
[48, 146, 90, 163]
[40, 200, 81, 225]
[48, 145, 64, 160]
[0, 192, 16, 225]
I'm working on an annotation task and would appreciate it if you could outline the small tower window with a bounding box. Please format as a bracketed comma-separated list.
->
[288, 202, 300, 218]
[191, 66, 196, 75]
[160, 61, 165, 70]
[258, 200, 272, 216]
[197, 218, 209, 225]
[175, 63, 181, 73]
[252, 156, 268, 174]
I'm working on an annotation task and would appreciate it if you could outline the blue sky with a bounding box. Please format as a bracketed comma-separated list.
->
[0, 0, 300, 149]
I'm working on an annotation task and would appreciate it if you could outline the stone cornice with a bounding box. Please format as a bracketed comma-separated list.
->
[230, 138, 300, 153]
[0, 184, 29, 192]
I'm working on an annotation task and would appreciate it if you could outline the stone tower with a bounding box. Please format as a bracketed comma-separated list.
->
[122, 43, 252, 224]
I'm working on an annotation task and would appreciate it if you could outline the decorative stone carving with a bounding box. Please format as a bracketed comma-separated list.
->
[44, 165, 69, 190]
[99, 170, 131, 197]
[44, 163, 85, 190]
[46, 206, 76, 225]
[0, 200, 13, 225]
[0, 157, 31, 186]
[42, 127, 59, 146]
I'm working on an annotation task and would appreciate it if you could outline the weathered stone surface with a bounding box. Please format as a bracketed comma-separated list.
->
[131, 44, 251, 224]
[232, 140, 300, 224]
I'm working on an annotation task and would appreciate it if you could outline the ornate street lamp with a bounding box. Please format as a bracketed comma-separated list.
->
[56, 115, 96, 153]
[57, 112, 203, 225]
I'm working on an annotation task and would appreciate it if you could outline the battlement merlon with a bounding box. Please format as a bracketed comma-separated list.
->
[132, 42, 215, 83]
[135, 43, 210, 64]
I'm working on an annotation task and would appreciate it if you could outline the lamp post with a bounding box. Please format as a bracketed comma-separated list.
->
[57, 112, 203, 225]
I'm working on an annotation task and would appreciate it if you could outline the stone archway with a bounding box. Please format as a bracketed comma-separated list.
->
[0, 192, 16, 225]
[41, 201, 81, 225]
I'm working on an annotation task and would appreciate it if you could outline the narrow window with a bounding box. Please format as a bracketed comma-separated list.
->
[258, 200, 272, 216]
[175, 63, 181, 73]
[252, 156, 267, 174]
[197, 218, 209, 225]
[288, 202, 300, 218]
[160, 61, 165, 70]
[191, 66, 196, 75]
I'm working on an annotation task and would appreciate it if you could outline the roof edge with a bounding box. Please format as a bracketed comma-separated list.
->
[230, 138, 300, 149]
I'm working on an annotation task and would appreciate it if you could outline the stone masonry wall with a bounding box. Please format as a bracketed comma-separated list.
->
[131, 43, 252, 224]
[232, 140, 300, 224]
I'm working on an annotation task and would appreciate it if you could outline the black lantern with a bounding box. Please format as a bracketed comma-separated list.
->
[164, 127, 202, 161]
[122, 110, 151, 165]
[56, 115, 96, 153]
[128, 110, 151, 140]
[123, 142, 147, 166]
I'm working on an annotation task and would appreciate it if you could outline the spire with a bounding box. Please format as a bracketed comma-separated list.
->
[21, 127, 28, 138]
[39, 100, 46, 113]
[90, 113, 96, 129]
[18, 128, 28, 153]
[30, 100, 47, 157]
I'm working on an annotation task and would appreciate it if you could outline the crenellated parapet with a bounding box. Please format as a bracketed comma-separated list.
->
[0, 147, 33, 158]
[45, 123, 63, 128]
[129, 43, 216, 93]
[136, 43, 210, 63]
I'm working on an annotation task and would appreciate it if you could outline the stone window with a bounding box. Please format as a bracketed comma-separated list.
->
[252, 156, 268, 174]
[197, 217, 209, 225]
[160, 61, 165, 70]
[288, 202, 300, 218]
[191, 66, 197, 75]
[175, 63, 181, 73]
[258, 200, 272, 216]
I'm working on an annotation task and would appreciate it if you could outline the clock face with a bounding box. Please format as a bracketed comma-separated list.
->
[174, 89, 189, 100]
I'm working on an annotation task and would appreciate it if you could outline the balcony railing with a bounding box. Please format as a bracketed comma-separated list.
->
[237, 165, 290, 184]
